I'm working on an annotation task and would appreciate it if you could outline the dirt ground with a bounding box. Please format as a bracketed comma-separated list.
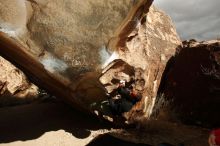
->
[0, 100, 152, 146]
[0, 99, 211, 146]
[0, 100, 111, 146]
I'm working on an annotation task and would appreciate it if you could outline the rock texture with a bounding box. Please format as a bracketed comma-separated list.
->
[99, 6, 181, 123]
[0, 0, 27, 36]
[120, 6, 181, 121]
[0, 0, 155, 112]
[157, 40, 220, 128]
[99, 59, 136, 94]
[0, 0, 182, 124]
[0, 56, 38, 106]
[0, 0, 151, 76]
[0, 1, 217, 146]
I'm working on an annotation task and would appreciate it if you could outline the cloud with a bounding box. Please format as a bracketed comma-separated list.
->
[154, 0, 220, 40]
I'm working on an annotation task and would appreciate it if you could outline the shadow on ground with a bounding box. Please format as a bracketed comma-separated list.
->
[86, 134, 150, 146]
[0, 100, 111, 143]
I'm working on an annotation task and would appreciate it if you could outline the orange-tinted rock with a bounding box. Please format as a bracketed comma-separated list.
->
[0, 56, 38, 106]
[99, 6, 181, 123]
[0, 0, 154, 110]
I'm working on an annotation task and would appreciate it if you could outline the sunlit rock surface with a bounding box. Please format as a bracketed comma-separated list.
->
[0, 0, 153, 111]
[0, 0, 149, 67]
[0, 56, 38, 106]
[0, 1, 215, 145]
[27, 0, 135, 70]
[0, 0, 182, 123]
[0, 0, 151, 75]
[0, 0, 27, 36]
[99, 6, 181, 123]
[119, 6, 181, 121]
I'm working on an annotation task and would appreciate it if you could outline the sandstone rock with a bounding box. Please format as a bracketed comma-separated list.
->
[0, 0, 154, 110]
[158, 40, 220, 128]
[0, 1, 215, 145]
[0, 0, 187, 128]
[99, 59, 135, 93]
[99, 6, 182, 123]
[26, 0, 152, 75]
[0, 56, 38, 106]
[0, 0, 27, 36]
[0, 0, 181, 124]
[0, 0, 152, 68]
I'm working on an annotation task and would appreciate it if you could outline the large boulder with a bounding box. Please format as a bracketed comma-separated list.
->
[0, 1, 215, 145]
[12, 0, 152, 76]
[158, 40, 220, 128]
[111, 40, 218, 145]
[0, 0, 154, 110]
[0, 0, 182, 123]
[27, 0, 134, 67]
[99, 6, 182, 123]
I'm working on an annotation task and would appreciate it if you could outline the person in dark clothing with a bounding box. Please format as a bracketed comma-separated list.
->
[117, 84, 131, 99]
[109, 97, 120, 115]
[129, 88, 142, 104]
[109, 80, 142, 115]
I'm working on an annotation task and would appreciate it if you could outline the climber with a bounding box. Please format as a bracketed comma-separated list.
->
[209, 128, 220, 146]
[109, 80, 142, 115]
[117, 80, 131, 99]
[117, 80, 142, 104]
[129, 88, 142, 104]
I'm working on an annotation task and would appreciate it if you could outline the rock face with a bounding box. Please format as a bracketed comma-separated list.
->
[27, 0, 134, 70]
[0, 0, 154, 110]
[0, 0, 182, 124]
[0, 0, 184, 126]
[0, 1, 217, 145]
[120, 6, 181, 121]
[0, 56, 38, 106]
[158, 40, 220, 128]
[100, 59, 136, 94]
[0, 0, 27, 36]
[99, 6, 181, 123]
[0, 0, 152, 76]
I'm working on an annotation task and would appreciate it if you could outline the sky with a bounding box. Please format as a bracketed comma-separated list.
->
[154, 0, 220, 41]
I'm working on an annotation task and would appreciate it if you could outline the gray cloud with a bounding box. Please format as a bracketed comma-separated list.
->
[154, 0, 220, 41]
